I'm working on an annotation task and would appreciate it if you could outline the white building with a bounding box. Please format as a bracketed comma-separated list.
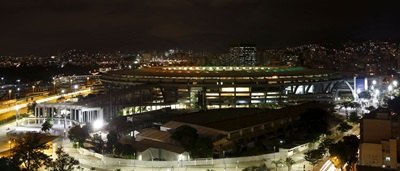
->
[34, 102, 103, 123]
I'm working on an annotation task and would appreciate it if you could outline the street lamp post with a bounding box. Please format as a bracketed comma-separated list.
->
[32, 85, 35, 93]
[8, 140, 11, 151]
[53, 81, 56, 94]
[74, 84, 79, 92]
[8, 90, 12, 99]
[15, 106, 20, 126]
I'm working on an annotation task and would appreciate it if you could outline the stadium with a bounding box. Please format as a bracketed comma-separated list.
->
[101, 66, 354, 109]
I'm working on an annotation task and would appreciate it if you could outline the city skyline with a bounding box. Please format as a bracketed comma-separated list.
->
[1, 0, 400, 55]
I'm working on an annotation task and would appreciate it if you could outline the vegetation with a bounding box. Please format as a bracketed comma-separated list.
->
[108, 116, 134, 136]
[0, 157, 20, 171]
[337, 122, 352, 133]
[284, 157, 295, 171]
[328, 135, 359, 170]
[304, 149, 325, 165]
[388, 96, 400, 114]
[348, 112, 359, 123]
[114, 143, 136, 158]
[41, 119, 53, 132]
[106, 130, 119, 154]
[297, 107, 330, 140]
[242, 164, 268, 171]
[68, 124, 90, 147]
[12, 133, 51, 171]
[171, 125, 213, 158]
[271, 159, 282, 171]
[91, 133, 105, 153]
[47, 146, 79, 171]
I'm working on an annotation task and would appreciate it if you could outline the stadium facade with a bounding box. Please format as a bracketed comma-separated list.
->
[100, 66, 354, 110]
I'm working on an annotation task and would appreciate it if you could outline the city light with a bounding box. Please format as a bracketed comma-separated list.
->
[372, 80, 377, 85]
[388, 85, 393, 91]
[393, 80, 398, 87]
[92, 119, 104, 130]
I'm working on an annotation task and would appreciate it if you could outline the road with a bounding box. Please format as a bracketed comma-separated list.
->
[0, 89, 92, 121]
[320, 160, 338, 171]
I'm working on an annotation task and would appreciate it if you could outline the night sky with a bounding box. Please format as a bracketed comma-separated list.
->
[1, 0, 400, 55]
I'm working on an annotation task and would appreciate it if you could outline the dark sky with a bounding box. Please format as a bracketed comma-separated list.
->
[1, 0, 400, 55]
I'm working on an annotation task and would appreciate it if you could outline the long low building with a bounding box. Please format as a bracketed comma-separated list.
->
[101, 66, 354, 109]
[160, 102, 326, 152]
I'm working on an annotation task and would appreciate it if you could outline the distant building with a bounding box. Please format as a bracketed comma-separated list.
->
[359, 109, 400, 169]
[230, 44, 256, 66]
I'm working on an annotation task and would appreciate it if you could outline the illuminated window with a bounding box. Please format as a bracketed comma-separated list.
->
[251, 92, 265, 96]
[236, 87, 250, 92]
[221, 93, 235, 96]
[221, 87, 235, 92]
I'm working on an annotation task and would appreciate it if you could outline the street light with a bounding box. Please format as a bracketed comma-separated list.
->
[388, 85, 393, 92]
[8, 140, 11, 150]
[32, 85, 35, 93]
[53, 81, 56, 94]
[8, 89, 12, 99]
[73, 84, 79, 92]
[15, 105, 20, 126]
[393, 80, 398, 87]
[92, 119, 104, 130]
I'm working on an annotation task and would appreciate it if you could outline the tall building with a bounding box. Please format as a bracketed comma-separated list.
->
[229, 44, 256, 66]
[359, 109, 400, 170]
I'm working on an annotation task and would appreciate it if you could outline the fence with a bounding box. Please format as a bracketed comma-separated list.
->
[75, 147, 288, 170]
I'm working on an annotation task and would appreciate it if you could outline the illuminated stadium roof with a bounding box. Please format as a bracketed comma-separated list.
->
[103, 66, 340, 78]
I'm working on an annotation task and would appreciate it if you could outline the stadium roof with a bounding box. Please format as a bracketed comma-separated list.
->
[106, 66, 338, 78]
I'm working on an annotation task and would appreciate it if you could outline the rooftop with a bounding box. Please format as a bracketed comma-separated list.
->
[171, 102, 324, 132]
[105, 66, 338, 78]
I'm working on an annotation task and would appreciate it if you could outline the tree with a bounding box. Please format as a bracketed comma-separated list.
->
[113, 143, 136, 158]
[120, 144, 136, 157]
[348, 112, 359, 123]
[337, 122, 352, 133]
[68, 124, 90, 147]
[47, 146, 79, 171]
[366, 106, 376, 112]
[388, 96, 400, 114]
[285, 157, 295, 171]
[191, 137, 213, 158]
[0, 157, 20, 171]
[318, 138, 334, 151]
[108, 116, 133, 136]
[171, 125, 199, 150]
[298, 107, 330, 140]
[91, 134, 105, 153]
[106, 130, 119, 153]
[328, 135, 359, 170]
[271, 159, 282, 171]
[242, 164, 267, 171]
[304, 149, 324, 165]
[41, 119, 53, 132]
[12, 132, 51, 171]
